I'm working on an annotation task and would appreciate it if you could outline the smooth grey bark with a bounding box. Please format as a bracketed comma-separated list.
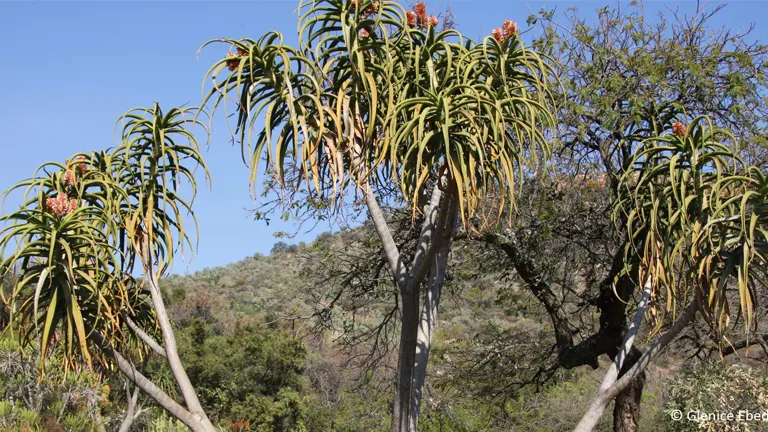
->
[367, 181, 453, 432]
[597, 278, 651, 394]
[411, 193, 458, 429]
[143, 246, 214, 432]
[385, 183, 449, 432]
[125, 316, 167, 359]
[395, 285, 421, 432]
[574, 297, 699, 432]
[118, 382, 140, 432]
[365, 192, 409, 290]
[343, 98, 451, 431]
[87, 328, 212, 432]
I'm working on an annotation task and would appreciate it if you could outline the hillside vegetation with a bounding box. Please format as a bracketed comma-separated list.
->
[2, 1, 768, 431]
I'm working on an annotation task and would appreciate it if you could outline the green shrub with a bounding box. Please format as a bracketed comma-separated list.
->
[664, 361, 768, 431]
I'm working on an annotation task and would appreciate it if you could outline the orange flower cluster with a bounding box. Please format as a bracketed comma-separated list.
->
[503, 20, 518, 37]
[405, 2, 437, 29]
[64, 170, 76, 187]
[62, 156, 88, 187]
[46, 156, 88, 216]
[492, 19, 519, 43]
[672, 121, 687, 137]
[406, 10, 417, 27]
[415, 2, 427, 24]
[225, 52, 240, 72]
[64, 156, 87, 176]
[492, 28, 504, 42]
[46, 193, 78, 217]
[76, 156, 87, 174]
[350, 0, 378, 15]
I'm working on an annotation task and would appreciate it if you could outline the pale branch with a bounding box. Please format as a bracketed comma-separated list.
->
[118, 381, 141, 432]
[412, 191, 458, 424]
[142, 243, 213, 431]
[86, 328, 205, 432]
[408, 183, 448, 292]
[574, 298, 699, 432]
[365, 191, 410, 291]
[598, 277, 652, 393]
[125, 316, 167, 359]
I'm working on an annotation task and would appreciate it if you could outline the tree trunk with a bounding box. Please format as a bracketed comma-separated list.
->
[392, 288, 421, 432]
[384, 183, 453, 432]
[143, 245, 214, 431]
[575, 298, 698, 432]
[597, 278, 651, 394]
[411, 195, 457, 428]
[481, 232, 649, 431]
[87, 329, 214, 432]
[613, 348, 645, 432]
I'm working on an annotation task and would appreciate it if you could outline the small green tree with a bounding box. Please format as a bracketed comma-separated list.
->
[177, 319, 309, 430]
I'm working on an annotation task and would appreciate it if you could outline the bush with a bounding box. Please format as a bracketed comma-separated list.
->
[664, 361, 768, 431]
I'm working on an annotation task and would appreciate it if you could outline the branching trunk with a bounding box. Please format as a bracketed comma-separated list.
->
[411, 195, 457, 428]
[143, 245, 214, 431]
[613, 348, 645, 432]
[125, 317, 167, 359]
[574, 298, 699, 432]
[118, 382, 140, 432]
[597, 278, 651, 394]
[371, 181, 453, 432]
[87, 328, 214, 432]
[480, 232, 649, 431]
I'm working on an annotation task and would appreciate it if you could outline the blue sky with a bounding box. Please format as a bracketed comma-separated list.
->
[1, 0, 765, 275]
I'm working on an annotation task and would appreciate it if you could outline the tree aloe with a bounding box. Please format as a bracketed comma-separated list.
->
[0, 104, 216, 432]
[201, 1, 556, 429]
[575, 115, 768, 431]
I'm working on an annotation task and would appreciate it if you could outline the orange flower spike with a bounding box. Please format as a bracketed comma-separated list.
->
[414, 2, 427, 25]
[492, 28, 504, 43]
[406, 10, 417, 28]
[428, 16, 439, 27]
[46, 193, 75, 217]
[672, 121, 687, 137]
[225, 52, 239, 71]
[75, 156, 87, 175]
[64, 170, 75, 187]
[45, 197, 54, 214]
[503, 20, 518, 37]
